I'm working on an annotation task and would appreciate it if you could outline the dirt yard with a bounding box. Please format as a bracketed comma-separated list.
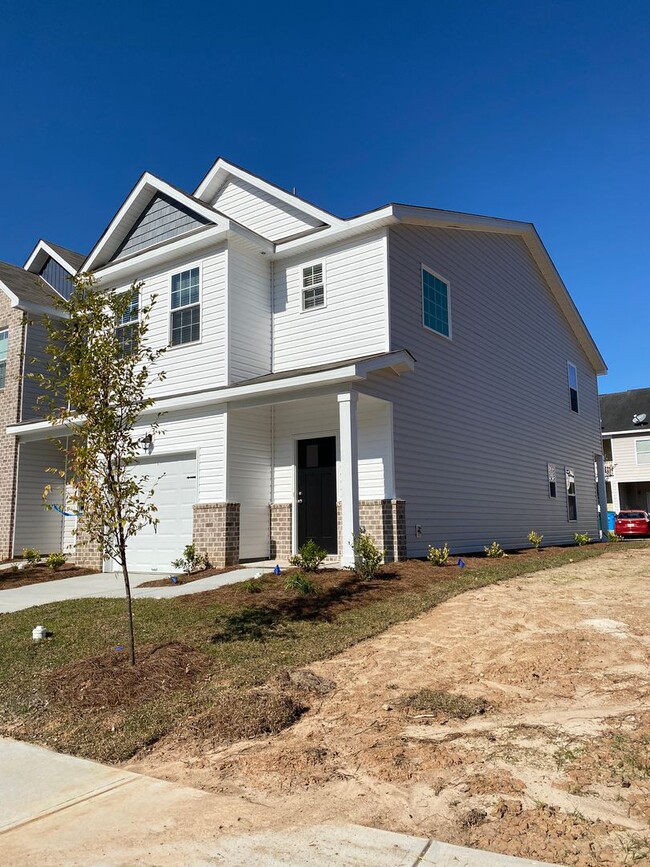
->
[130, 546, 650, 866]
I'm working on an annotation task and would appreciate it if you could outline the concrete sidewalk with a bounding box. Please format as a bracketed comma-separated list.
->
[0, 566, 260, 613]
[0, 738, 564, 866]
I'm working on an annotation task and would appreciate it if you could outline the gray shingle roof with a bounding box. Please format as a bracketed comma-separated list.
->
[43, 241, 86, 272]
[600, 388, 650, 432]
[0, 260, 61, 309]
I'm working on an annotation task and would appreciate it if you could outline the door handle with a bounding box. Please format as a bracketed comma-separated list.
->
[296, 499, 303, 504]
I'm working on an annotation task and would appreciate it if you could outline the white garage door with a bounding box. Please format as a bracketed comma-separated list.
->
[123, 452, 197, 573]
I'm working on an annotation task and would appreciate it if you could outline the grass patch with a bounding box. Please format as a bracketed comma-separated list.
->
[0, 541, 646, 763]
[403, 688, 490, 719]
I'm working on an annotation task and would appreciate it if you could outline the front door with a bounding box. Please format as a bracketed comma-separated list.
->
[297, 437, 337, 554]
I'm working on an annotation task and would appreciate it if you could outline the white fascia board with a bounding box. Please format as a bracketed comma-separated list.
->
[24, 240, 77, 275]
[84, 173, 232, 273]
[228, 222, 275, 254]
[195, 158, 343, 227]
[393, 205, 533, 234]
[0, 279, 20, 307]
[274, 207, 397, 258]
[92, 225, 229, 283]
[602, 429, 650, 437]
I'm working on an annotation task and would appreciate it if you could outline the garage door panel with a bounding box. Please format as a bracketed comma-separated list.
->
[123, 453, 197, 572]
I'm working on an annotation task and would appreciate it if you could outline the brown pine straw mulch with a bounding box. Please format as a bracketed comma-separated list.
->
[47, 642, 211, 709]
[137, 565, 244, 588]
[0, 564, 99, 590]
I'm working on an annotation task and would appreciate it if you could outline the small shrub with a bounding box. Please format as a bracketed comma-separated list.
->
[284, 571, 317, 595]
[289, 539, 327, 572]
[46, 552, 67, 571]
[574, 532, 590, 547]
[484, 541, 505, 558]
[428, 542, 450, 567]
[172, 542, 208, 574]
[352, 532, 384, 580]
[607, 530, 622, 542]
[241, 578, 263, 594]
[21, 548, 41, 565]
[528, 530, 543, 550]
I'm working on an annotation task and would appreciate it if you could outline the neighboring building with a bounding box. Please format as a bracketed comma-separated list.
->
[6, 160, 608, 571]
[600, 388, 650, 513]
[0, 242, 83, 559]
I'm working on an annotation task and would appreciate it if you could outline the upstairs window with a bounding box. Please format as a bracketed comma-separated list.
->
[170, 267, 200, 346]
[0, 329, 7, 389]
[567, 362, 579, 413]
[565, 467, 577, 521]
[116, 289, 139, 355]
[636, 440, 650, 465]
[422, 266, 451, 338]
[547, 463, 557, 498]
[302, 263, 325, 310]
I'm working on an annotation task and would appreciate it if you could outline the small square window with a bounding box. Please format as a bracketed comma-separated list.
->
[422, 267, 451, 338]
[302, 264, 325, 310]
[0, 328, 8, 389]
[170, 267, 201, 346]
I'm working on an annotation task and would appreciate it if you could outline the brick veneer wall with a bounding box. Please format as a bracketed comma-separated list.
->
[270, 503, 292, 560]
[358, 499, 407, 562]
[193, 502, 240, 567]
[75, 525, 105, 571]
[0, 303, 26, 558]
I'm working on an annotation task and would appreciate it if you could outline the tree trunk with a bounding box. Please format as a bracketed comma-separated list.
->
[118, 525, 136, 666]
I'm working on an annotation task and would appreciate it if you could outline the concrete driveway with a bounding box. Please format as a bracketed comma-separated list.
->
[0, 738, 562, 866]
[0, 566, 261, 613]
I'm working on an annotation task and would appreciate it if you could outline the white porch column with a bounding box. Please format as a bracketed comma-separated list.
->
[595, 453, 609, 540]
[338, 391, 360, 567]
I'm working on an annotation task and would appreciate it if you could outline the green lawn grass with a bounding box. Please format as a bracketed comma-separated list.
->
[0, 541, 645, 763]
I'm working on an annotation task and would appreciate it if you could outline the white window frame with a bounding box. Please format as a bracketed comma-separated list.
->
[0, 328, 8, 389]
[116, 286, 140, 353]
[567, 361, 579, 413]
[421, 265, 452, 340]
[565, 467, 577, 521]
[168, 263, 202, 348]
[301, 261, 326, 312]
[635, 439, 650, 466]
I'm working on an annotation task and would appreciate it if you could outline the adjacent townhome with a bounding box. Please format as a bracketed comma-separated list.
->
[6, 159, 608, 572]
[600, 388, 650, 513]
[0, 241, 84, 559]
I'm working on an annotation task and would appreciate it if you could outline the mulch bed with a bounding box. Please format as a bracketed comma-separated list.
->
[181, 546, 575, 621]
[47, 641, 211, 709]
[137, 565, 244, 588]
[0, 564, 99, 591]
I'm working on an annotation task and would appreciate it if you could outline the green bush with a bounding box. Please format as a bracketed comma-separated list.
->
[46, 552, 67, 571]
[428, 542, 450, 567]
[172, 542, 208, 574]
[574, 532, 590, 547]
[528, 530, 544, 550]
[352, 532, 384, 580]
[289, 539, 328, 572]
[484, 541, 506, 559]
[607, 530, 623, 542]
[241, 578, 263, 594]
[284, 571, 317, 595]
[21, 548, 41, 565]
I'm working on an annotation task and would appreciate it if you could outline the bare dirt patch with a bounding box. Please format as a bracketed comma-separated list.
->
[131, 545, 650, 866]
[48, 642, 211, 709]
[0, 563, 99, 590]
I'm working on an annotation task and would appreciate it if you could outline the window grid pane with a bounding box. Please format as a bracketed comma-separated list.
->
[120, 294, 139, 325]
[422, 270, 450, 336]
[302, 264, 325, 310]
[171, 268, 200, 310]
[637, 441, 650, 465]
[171, 306, 200, 346]
[0, 329, 8, 363]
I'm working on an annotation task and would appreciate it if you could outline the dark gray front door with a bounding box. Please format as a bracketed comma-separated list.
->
[297, 437, 337, 554]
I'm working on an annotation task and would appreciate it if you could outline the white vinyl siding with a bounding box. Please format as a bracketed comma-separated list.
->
[273, 230, 389, 372]
[227, 406, 272, 559]
[376, 223, 601, 555]
[608, 435, 650, 484]
[228, 236, 272, 382]
[211, 175, 325, 242]
[636, 440, 650, 465]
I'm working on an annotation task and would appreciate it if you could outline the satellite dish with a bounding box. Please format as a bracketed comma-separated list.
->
[632, 413, 647, 425]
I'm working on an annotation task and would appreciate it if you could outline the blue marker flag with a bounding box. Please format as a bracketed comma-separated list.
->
[458, 558, 466, 568]
[274, 564, 282, 575]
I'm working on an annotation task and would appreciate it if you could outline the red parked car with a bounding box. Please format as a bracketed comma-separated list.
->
[614, 510, 650, 538]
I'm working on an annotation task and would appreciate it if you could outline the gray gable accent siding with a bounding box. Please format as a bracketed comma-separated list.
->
[40, 257, 72, 299]
[112, 193, 209, 261]
[359, 224, 602, 557]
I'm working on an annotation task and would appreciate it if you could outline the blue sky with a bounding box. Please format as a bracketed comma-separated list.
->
[1, 0, 647, 393]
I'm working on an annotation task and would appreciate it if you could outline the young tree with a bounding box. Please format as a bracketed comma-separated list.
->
[33, 274, 166, 665]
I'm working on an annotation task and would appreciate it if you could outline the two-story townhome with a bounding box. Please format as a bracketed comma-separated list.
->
[7, 159, 608, 572]
[0, 241, 84, 559]
[600, 388, 650, 513]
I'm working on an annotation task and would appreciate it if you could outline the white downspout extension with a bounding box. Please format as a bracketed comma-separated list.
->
[338, 391, 360, 567]
[595, 453, 609, 540]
